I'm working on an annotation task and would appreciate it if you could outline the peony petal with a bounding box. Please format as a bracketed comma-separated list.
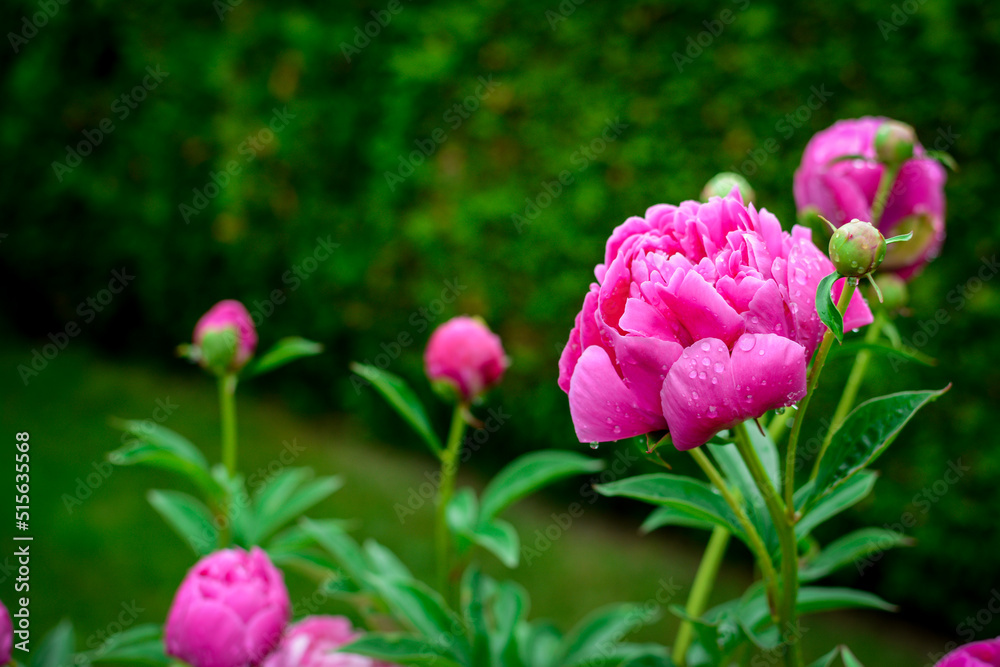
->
[568, 346, 666, 442]
[745, 281, 795, 338]
[558, 288, 601, 393]
[656, 270, 744, 347]
[611, 332, 684, 416]
[730, 334, 807, 418]
[660, 339, 742, 451]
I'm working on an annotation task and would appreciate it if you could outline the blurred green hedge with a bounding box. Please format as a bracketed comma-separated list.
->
[2, 0, 999, 633]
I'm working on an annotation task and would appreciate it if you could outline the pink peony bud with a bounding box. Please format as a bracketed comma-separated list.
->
[0, 599, 11, 666]
[193, 300, 258, 373]
[934, 637, 1000, 666]
[262, 616, 397, 667]
[165, 547, 290, 667]
[424, 316, 508, 403]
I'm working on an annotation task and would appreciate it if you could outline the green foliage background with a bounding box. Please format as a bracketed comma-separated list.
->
[2, 0, 999, 638]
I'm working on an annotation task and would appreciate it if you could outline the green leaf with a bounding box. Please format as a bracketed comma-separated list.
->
[796, 471, 878, 539]
[365, 539, 413, 581]
[479, 450, 604, 520]
[31, 620, 75, 667]
[595, 474, 744, 540]
[926, 149, 959, 171]
[337, 634, 464, 667]
[244, 337, 323, 377]
[300, 518, 371, 585]
[468, 518, 520, 568]
[738, 585, 894, 644]
[82, 626, 169, 665]
[805, 647, 841, 667]
[350, 363, 442, 455]
[559, 603, 658, 667]
[252, 471, 343, 543]
[363, 578, 470, 661]
[147, 489, 218, 555]
[815, 271, 844, 344]
[639, 506, 715, 534]
[800, 528, 913, 582]
[109, 421, 220, 500]
[812, 387, 949, 503]
[490, 580, 530, 666]
[840, 646, 866, 667]
[446, 487, 479, 539]
[518, 622, 562, 667]
[707, 437, 779, 555]
[461, 566, 492, 667]
[829, 341, 936, 367]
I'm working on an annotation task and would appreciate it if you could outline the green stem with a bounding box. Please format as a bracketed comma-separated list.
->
[768, 408, 793, 444]
[435, 404, 467, 594]
[820, 310, 886, 457]
[671, 526, 731, 666]
[689, 448, 780, 624]
[219, 373, 238, 476]
[733, 422, 801, 667]
[870, 164, 900, 226]
[785, 279, 858, 506]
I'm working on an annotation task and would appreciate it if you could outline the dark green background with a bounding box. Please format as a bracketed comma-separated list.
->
[2, 0, 998, 652]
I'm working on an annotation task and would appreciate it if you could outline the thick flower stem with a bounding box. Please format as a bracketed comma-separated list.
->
[871, 164, 900, 226]
[689, 448, 780, 624]
[733, 422, 802, 667]
[435, 404, 467, 594]
[819, 309, 886, 458]
[784, 279, 858, 508]
[671, 525, 731, 666]
[219, 373, 239, 476]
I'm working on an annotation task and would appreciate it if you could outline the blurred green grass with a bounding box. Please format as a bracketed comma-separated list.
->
[0, 338, 951, 664]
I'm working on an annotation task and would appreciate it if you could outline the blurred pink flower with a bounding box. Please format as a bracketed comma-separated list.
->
[262, 616, 397, 667]
[0, 599, 11, 666]
[165, 547, 290, 667]
[193, 300, 258, 372]
[559, 191, 871, 451]
[935, 637, 1000, 667]
[424, 316, 508, 402]
[794, 116, 947, 280]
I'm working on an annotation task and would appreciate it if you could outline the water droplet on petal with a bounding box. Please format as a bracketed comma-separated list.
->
[714, 362, 725, 373]
[689, 370, 698, 379]
[759, 349, 765, 356]
[776, 406, 785, 415]
[701, 341, 711, 352]
[738, 336, 756, 352]
[794, 268, 808, 285]
[711, 377, 718, 384]
[692, 391, 699, 399]
[702, 357, 711, 366]
[699, 371, 707, 380]
[708, 405, 718, 414]
[613, 425, 621, 435]
[590, 442, 600, 450]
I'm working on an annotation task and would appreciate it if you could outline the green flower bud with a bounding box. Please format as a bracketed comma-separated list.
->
[874, 121, 916, 165]
[874, 274, 908, 311]
[701, 172, 755, 204]
[198, 327, 239, 375]
[829, 219, 887, 277]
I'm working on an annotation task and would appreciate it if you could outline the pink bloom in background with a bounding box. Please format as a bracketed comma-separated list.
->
[165, 547, 290, 667]
[424, 316, 508, 402]
[262, 616, 395, 667]
[794, 116, 947, 280]
[0, 599, 11, 666]
[935, 637, 1000, 667]
[193, 300, 258, 372]
[558, 191, 872, 451]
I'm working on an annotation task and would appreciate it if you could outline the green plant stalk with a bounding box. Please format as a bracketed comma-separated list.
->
[784, 279, 858, 506]
[671, 525, 731, 666]
[870, 163, 900, 226]
[435, 404, 467, 594]
[689, 448, 780, 624]
[768, 408, 793, 444]
[733, 422, 801, 667]
[218, 373, 238, 547]
[820, 309, 887, 456]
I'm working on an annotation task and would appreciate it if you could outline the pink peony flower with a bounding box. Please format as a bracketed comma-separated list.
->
[193, 300, 258, 372]
[262, 616, 396, 667]
[935, 637, 1000, 667]
[793, 116, 947, 280]
[424, 316, 508, 402]
[0, 599, 11, 666]
[165, 547, 290, 667]
[558, 191, 872, 451]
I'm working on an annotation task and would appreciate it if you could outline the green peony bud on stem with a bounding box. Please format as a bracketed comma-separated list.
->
[829, 219, 886, 278]
[701, 172, 755, 204]
[874, 120, 916, 165]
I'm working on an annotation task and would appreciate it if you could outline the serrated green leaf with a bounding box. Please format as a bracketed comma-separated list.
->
[595, 474, 744, 540]
[350, 363, 442, 455]
[812, 387, 949, 504]
[147, 489, 218, 555]
[479, 450, 604, 520]
[800, 528, 912, 582]
[244, 337, 323, 377]
[816, 271, 844, 344]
